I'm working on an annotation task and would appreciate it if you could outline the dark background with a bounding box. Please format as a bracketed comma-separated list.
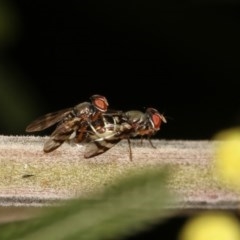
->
[1, 1, 240, 139]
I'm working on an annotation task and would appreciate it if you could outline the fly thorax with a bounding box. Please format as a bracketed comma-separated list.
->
[61, 111, 76, 124]
[73, 102, 93, 119]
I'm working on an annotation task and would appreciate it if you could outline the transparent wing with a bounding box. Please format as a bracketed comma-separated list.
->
[84, 112, 132, 159]
[43, 117, 82, 153]
[84, 138, 121, 158]
[83, 123, 132, 159]
[26, 107, 72, 132]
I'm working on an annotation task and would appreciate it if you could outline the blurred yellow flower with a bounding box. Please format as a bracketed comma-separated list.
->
[213, 128, 240, 190]
[179, 211, 240, 240]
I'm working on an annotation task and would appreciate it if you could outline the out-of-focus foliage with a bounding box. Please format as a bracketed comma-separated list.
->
[179, 211, 240, 240]
[0, 1, 19, 46]
[0, 1, 40, 134]
[0, 167, 174, 240]
[0, 68, 40, 134]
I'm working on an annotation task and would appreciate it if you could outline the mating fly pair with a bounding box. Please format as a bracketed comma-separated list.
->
[26, 95, 167, 160]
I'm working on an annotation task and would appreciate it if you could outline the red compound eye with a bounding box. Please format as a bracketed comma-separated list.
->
[151, 113, 162, 130]
[147, 108, 167, 130]
[91, 95, 109, 112]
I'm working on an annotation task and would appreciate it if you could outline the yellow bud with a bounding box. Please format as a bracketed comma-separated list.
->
[179, 212, 240, 240]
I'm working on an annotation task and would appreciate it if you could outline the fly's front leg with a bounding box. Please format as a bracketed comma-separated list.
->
[102, 115, 118, 132]
[87, 120, 116, 141]
[87, 120, 101, 136]
[148, 136, 156, 149]
[139, 136, 155, 148]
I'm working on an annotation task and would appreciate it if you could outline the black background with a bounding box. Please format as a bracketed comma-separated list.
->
[2, 1, 240, 139]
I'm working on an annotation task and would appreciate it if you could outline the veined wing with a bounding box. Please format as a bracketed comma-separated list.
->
[84, 138, 121, 158]
[43, 117, 82, 153]
[84, 121, 132, 159]
[83, 119, 122, 158]
[26, 107, 72, 132]
[84, 111, 133, 159]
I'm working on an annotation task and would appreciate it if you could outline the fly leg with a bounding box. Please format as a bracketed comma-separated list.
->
[127, 138, 133, 161]
[148, 137, 156, 149]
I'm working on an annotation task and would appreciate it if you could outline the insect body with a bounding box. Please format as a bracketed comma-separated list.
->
[25, 95, 109, 153]
[125, 108, 167, 147]
[83, 111, 132, 159]
[26, 96, 166, 160]
[84, 108, 167, 160]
